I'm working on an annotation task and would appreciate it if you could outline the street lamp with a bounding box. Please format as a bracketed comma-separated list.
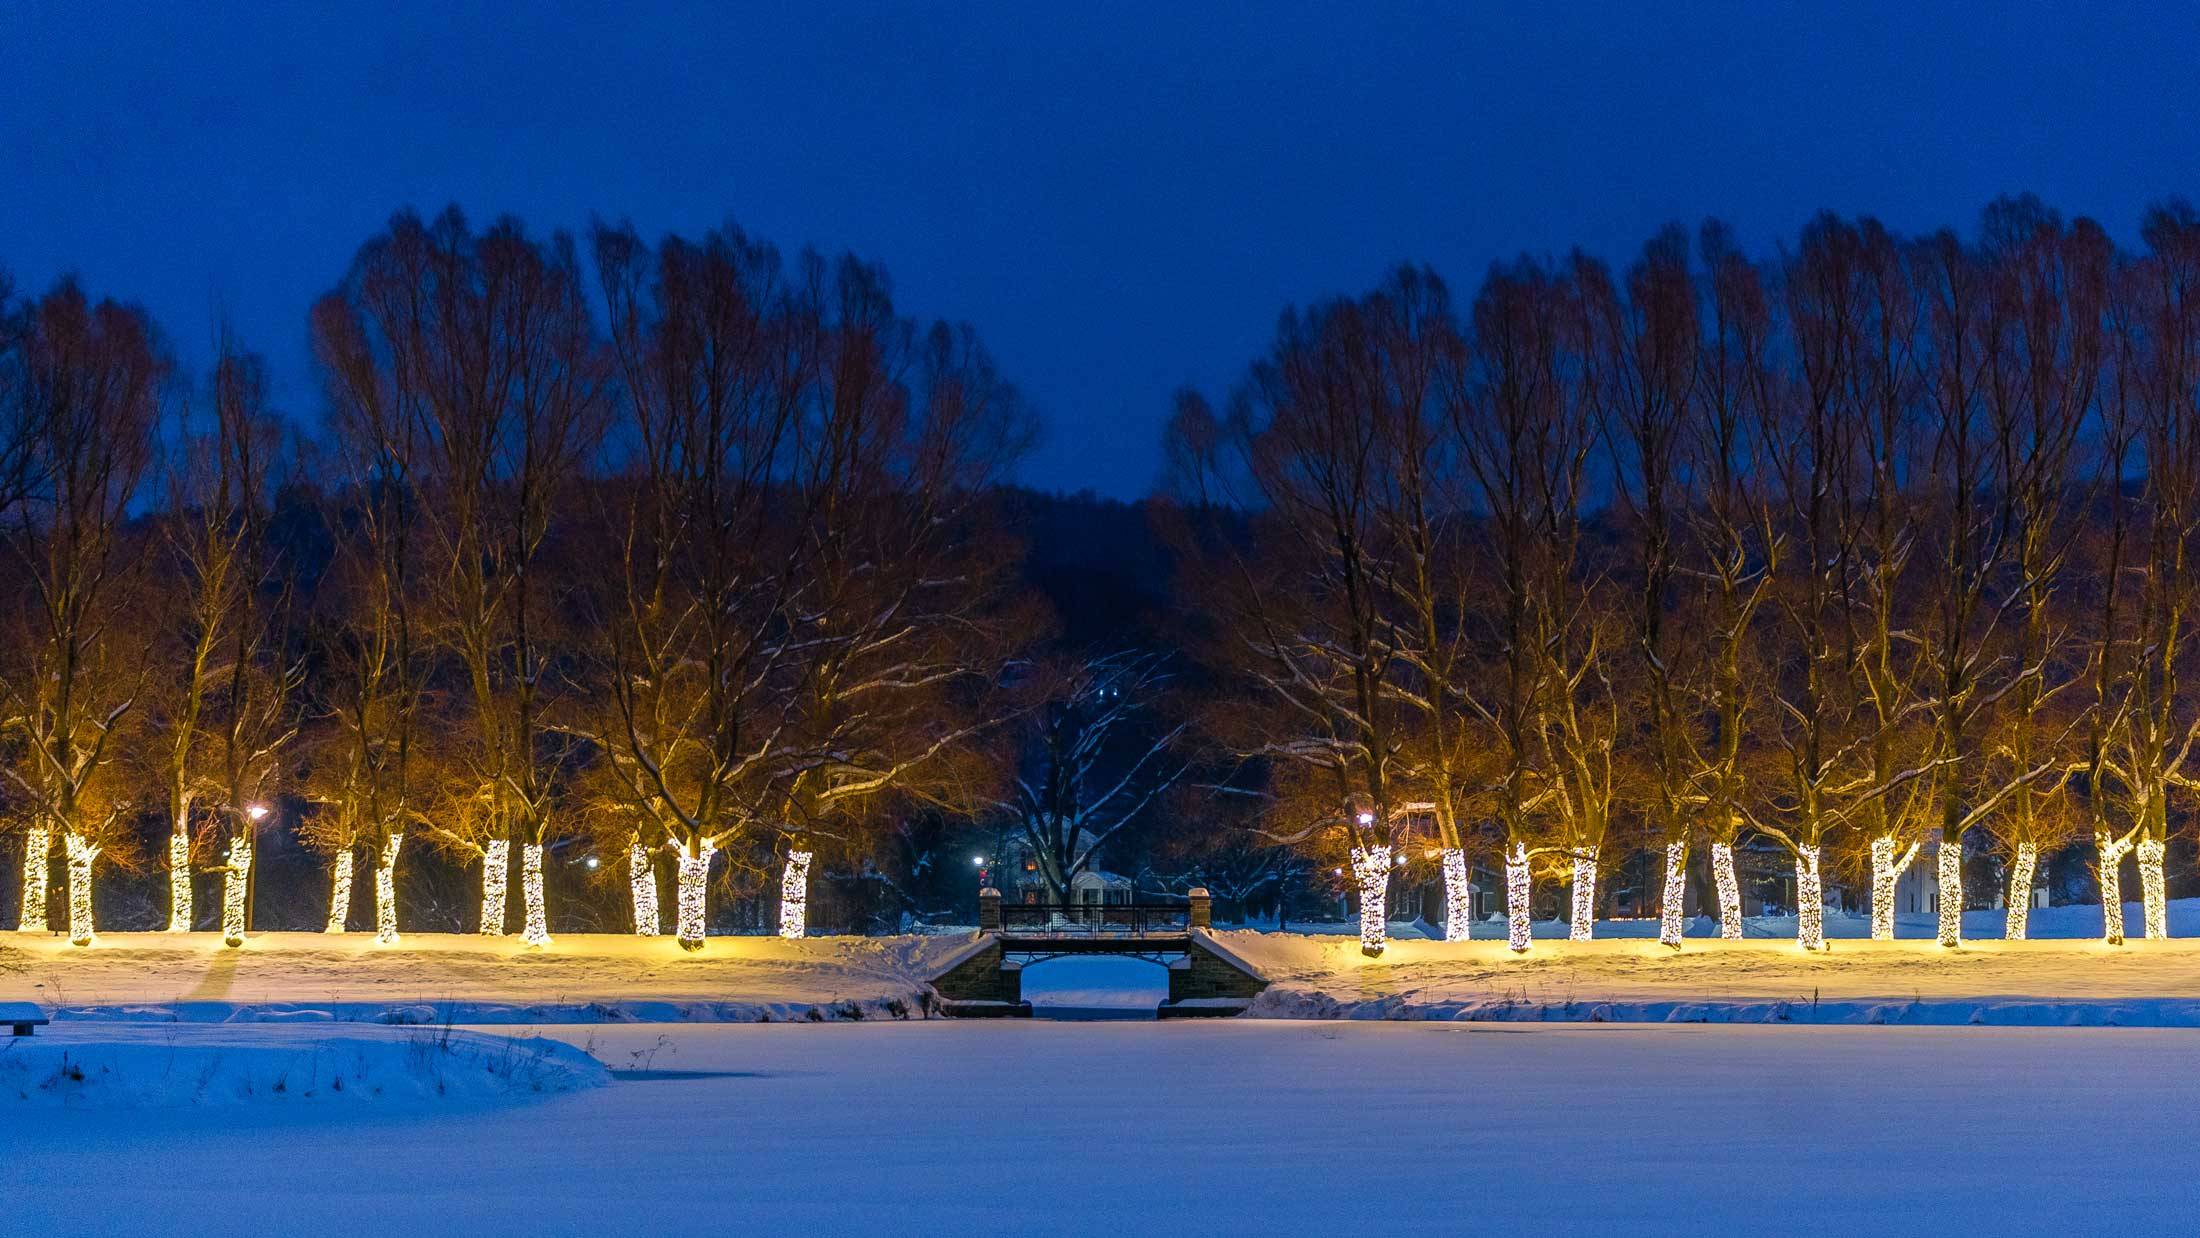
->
[243, 804, 270, 933]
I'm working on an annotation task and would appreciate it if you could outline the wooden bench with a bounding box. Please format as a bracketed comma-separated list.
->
[0, 1002, 49, 1036]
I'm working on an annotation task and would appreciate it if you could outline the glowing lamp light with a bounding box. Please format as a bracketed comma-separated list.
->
[1356, 811, 1374, 826]
[246, 804, 270, 822]
[972, 855, 987, 867]
[585, 855, 601, 870]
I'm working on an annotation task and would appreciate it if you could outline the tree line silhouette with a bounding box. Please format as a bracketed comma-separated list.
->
[5, 195, 2199, 953]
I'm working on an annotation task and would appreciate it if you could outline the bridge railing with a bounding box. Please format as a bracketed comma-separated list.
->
[998, 902, 1190, 937]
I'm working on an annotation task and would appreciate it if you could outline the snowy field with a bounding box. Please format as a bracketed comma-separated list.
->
[0, 930, 963, 1023]
[4, 1020, 2193, 1235]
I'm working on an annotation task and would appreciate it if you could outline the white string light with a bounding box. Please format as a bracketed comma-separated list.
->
[1796, 842, 1824, 950]
[167, 826, 193, 932]
[1710, 839, 1742, 940]
[2004, 840, 2038, 941]
[374, 833, 402, 945]
[479, 838, 510, 936]
[65, 832, 99, 947]
[1658, 839, 1687, 947]
[325, 849, 354, 933]
[520, 842, 551, 946]
[675, 841, 717, 951]
[1868, 835, 1915, 941]
[779, 849, 813, 940]
[629, 841, 660, 936]
[220, 837, 251, 948]
[1504, 842, 1532, 954]
[2099, 828, 2133, 945]
[2138, 836, 2167, 941]
[1568, 847, 1597, 942]
[20, 824, 49, 932]
[1440, 848, 1472, 942]
[1348, 845, 1391, 956]
[1936, 828, 1962, 948]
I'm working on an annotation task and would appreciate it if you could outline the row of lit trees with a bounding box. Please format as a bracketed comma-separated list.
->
[1168, 196, 2200, 955]
[0, 208, 1033, 949]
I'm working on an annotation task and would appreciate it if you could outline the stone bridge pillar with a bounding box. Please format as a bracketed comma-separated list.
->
[978, 887, 1002, 932]
[1188, 887, 1212, 929]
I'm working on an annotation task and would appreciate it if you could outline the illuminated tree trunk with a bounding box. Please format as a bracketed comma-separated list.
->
[220, 838, 251, 948]
[1796, 844, 1824, 950]
[777, 849, 813, 940]
[18, 824, 49, 932]
[2099, 830, 2133, 945]
[1567, 848, 1597, 942]
[675, 842, 716, 951]
[1350, 845, 1391, 957]
[1658, 840, 1687, 948]
[520, 842, 550, 946]
[2003, 842, 2038, 941]
[1504, 842, 1532, 954]
[1869, 835, 1917, 941]
[629, 841, 660, 936]
[324, 850, 355, 933]
[64, 832, 98, 947]
[166, 824, 193, 932]
[478, 838, 510, 936]
[1935, 828, 1963, 947]
[1710, 841, 1742, 940]
[2138, 837, 2167, 941]
[374, 834, 402, 945]
[1440, 848, 1473, 942]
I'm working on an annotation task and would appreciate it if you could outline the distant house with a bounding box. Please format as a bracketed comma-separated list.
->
[998, 832, 1134, 908]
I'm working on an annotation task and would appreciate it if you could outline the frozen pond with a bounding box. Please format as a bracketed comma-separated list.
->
[6, 1020, 2194, 1234]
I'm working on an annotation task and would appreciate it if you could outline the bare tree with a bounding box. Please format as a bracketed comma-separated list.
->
[149, 338, 301, 943]
[0, 279, 161, 944]
[997, 653, 1185, 903]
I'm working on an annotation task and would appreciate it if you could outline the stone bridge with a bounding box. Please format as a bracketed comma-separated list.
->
[927, 888, 1269, 1018]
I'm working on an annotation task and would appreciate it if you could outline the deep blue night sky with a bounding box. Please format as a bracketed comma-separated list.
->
[5, 2, 2197, 497]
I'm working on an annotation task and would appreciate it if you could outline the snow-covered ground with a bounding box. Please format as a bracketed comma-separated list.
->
[0, 1022, 606, 1106]
[1244, 894, 2200, 939]
[12, 901, 2200, 1029]
[1221, 930, 2200, 1024]
[0, 930, 965, 1024]
[3, 1020, 2190, 1235]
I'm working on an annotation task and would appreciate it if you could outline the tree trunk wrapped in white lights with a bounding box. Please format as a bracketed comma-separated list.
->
[520, 842, 550, 946]
[2098, 829, 2133, 945]
[374, 834, 402, 945]
[778, 849, 813, 940]
[19, 824, 50, 932]
[675, 842, 717, 951]
[167, 826, 193, 932]
[629, 841, 660, 936]
[2138, 837, 2167, 940]
[1869, 835, 1918, 941]
[1504, 842, 1532, 953]
[1568, 848, 1597, 942]
[478, 838, 510, 936]
[1440, 848, 1473, 942]
[1658, 840, 1687, 947]
[1796, 843, 1824, 950]
[65, 832, 98, 946]
[325, 850, 355, 934]
[1935, 828, 1962, 947]
[1710, 841, 1741, 940]
[2003, 842, 2038, 941]
[221, 838, 251, 947]
[1349, 845, 1391, 957]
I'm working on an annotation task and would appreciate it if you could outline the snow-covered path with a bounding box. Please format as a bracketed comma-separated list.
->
[5, 1021, 2190, 1235]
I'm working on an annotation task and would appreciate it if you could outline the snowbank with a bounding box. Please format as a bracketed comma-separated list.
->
[1218, 927, 2200, 1025]
[0, 1022, 607, 1107]
[0, 930, 970, 1025]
